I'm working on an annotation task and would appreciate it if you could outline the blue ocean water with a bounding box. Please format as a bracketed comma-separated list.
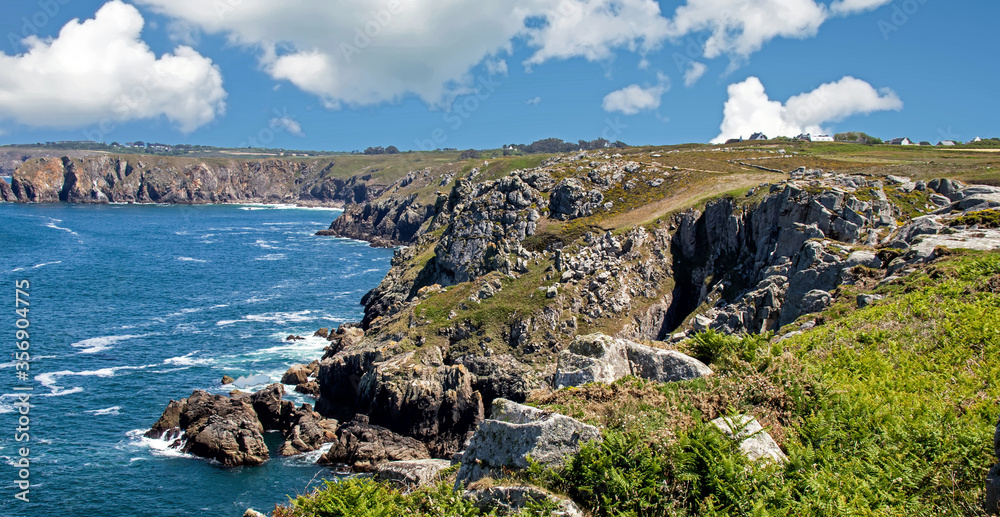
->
[0, 203, 393, 517]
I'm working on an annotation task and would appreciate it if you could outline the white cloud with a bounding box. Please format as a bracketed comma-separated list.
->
[602, 79, 670, 115]
[485, 58, 509, 77]
[666, 0, 828, 59]
[830, 0, 893, 15]
[683, 61, 708, 87]
[526, 96, 542, 106]
[0, 1, 225, 133]
[712, 76, 902, 143]
[270, 116, 304, 138]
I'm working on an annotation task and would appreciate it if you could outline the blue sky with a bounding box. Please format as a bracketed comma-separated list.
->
[0, 0, 996, 151]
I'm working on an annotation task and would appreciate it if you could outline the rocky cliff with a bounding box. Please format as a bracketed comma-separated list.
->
[4, 155, 390, 205]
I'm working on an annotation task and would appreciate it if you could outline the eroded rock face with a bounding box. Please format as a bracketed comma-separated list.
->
[319, 416, 431, 472]
[279, 404, 339, 456]
[0, 178, 14, 201]
[319, 193, 437, 247]
[455, 399, 601, 487]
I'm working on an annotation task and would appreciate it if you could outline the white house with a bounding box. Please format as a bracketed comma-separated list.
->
[749, 132, 768, 141]
[887, 137, 914, 145]
[971, 137, 983, 143]
[938, 140, 958, 146]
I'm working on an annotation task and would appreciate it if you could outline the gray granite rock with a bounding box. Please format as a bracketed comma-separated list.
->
[711, 414, 787, 463]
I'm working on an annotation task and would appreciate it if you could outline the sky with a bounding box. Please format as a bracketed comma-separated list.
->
[0, 0, 996, 151]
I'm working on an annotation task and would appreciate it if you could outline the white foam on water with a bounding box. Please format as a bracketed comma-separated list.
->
[36, 364, 151, 396]
[85, 406, 121, 416]
[218, 310, 317, 327]
[43, 218, 79, 236]
[231, 373, 271, 389]
[71, 334, 144, 354]
[10, 260, 63, 272]
[252, 239, 282, 250]
[124, 429, 192, 459]
[177, 257, 208, 263]
[164, 351, 211, 367]
[254, 253, 287, 261]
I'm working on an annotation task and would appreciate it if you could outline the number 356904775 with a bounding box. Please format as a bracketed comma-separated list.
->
[15, 280, 30, 370]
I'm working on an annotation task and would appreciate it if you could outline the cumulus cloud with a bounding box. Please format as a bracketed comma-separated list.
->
[683, 61, 708, 87]
[712, 76, 902, 143]
[526, 96, 542, 106]
[665, 0, 827, 59]
[270, 116, 304, 137]
[602, 77, 670, 115]
[0, 1, 225, 133]
[830, 0, 893, 15]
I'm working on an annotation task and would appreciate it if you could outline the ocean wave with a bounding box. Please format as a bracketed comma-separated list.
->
[254, 253, 287, 261]
[217, 310, 317, 327]
[163, 351, 211, 367]
[10, 260, 63, 273]
[36, 365, 150, 396]
[177, 257, 208, 263]
[124, 429, 192, 459]
[43, 218, 79, 236]
[85, 406, 121, 416]
[71, 334, 144, 354]
[252, 239, 282, 250]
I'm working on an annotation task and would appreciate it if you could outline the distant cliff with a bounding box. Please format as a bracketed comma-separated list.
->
[1, 155, 389, 205]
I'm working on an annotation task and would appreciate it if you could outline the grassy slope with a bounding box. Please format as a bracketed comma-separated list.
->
[276, 143, 1000, 516]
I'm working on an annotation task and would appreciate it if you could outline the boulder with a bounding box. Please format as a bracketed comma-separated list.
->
[221, 375, 235, 385]
[281, 364, 312, 385]
[145, 390, 269, 467]
[374, 459, 452, 489]
[294, 381, 320, 397]
[318, 415, 431, 472]
[184, 413, 268, 467]
[549, 178, 604, 220]
[455, 399, 601, 486]
[625, 343, 712, 383]
[464, 486, 584, 516]
[711, 414, 787, 463]
[279, 404, 339, 456]
[243, 509, 268, 517]
[249, 384, 296, 431]
[553, 334, 631, 388]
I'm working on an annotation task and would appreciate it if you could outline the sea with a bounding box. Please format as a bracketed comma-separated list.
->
[0, 202, 393, 517]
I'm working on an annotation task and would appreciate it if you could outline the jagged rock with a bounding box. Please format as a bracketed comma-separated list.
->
[286, 335, 305, 341]
[455, 399, 601, 486]
[625, 342, 713, 383]
[798, 289, 833, 316]
[0, 178, 14, 202]
[280, 404, 339, 456]
[358, 352, 484, 458]
[281, 364, 312, 385]
[185, 413, 268, 467]
[320, 193, 435, 246]
[453, 354, 536, 407]
[374, 459, 452, 489]
[295, 381, 320, 397]
[464, 486, 584, 516]
[550, 178, 604, 220]
[146, 390, 269, 467]
[554, 334, 631, 388]
[314, 328, 329, 339]
[221, 375, 235, 385]
[711, 414, 787, 463]
[249, 384, 296, 431]
[318, 415, 431, 472]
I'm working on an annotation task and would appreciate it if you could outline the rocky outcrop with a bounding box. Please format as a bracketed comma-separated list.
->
[7, 155, 388, 205]
[279, 404, 339, 456]
[318, 415, 432, 472]
[145, 390, 269, 467]
[455, 399, 601, 487]
[554, 334, 711, 388]
[464, 486, 584, 516]
[549, 178, 604, 220]
[318, 193, 440, 247]
[0, 178, 14, 201]
[711, 414, 787, 463]
[374, 459, 452, 489]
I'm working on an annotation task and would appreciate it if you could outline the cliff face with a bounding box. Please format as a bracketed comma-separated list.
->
[6, 155, 388, 205]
